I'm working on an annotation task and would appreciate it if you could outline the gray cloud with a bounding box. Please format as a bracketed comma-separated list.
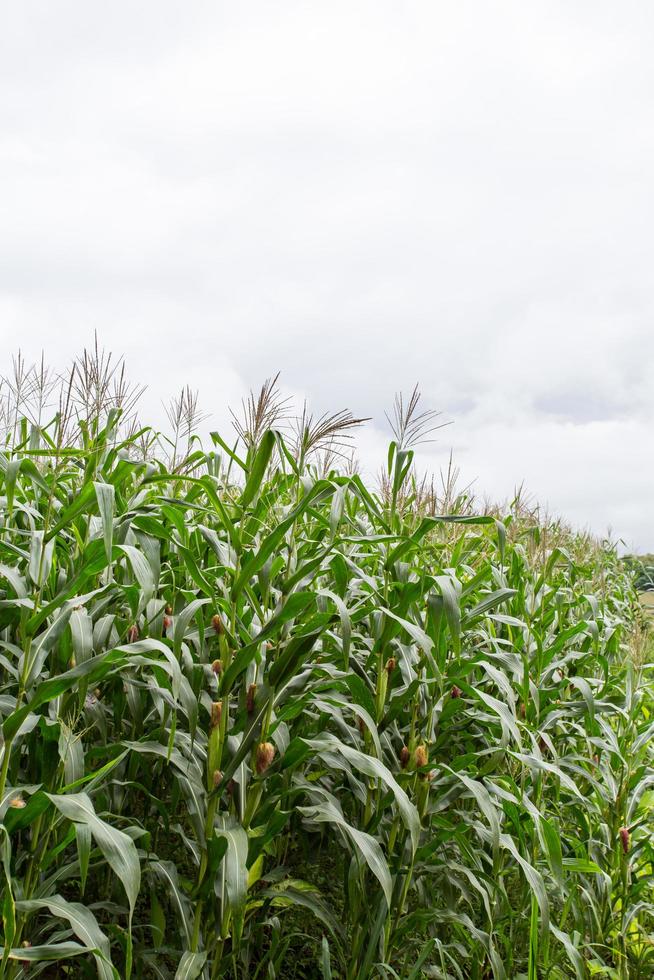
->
[1, 1, 652, 549]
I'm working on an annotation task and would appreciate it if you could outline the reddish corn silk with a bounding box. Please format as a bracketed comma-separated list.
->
[212, 613, 225, 635]
[619, 826, 630, 854]
[213, 770, 223, 787]
[9, 795, 26, 808]
[399, 746, 410, 768]
[210, 701, 222, 729]
[414, 744, 428, 769]
[163, 615, 172, 631]
[211, 659, 223, 675]
[385, 657, 397, 673]
[256, 742, 276, 775]
[127, 624, 139, 644]
[246, 683, 257, 713]
[451, 685, 462, 699]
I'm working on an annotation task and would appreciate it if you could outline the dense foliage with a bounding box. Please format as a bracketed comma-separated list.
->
[623, 557, 654, 594]
[0, 357, 651, 979]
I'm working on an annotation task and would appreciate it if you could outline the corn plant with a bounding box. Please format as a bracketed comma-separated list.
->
[0, 352, 650, 979]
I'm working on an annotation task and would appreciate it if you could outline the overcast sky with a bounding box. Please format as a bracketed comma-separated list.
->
[1, 2, 652, 549]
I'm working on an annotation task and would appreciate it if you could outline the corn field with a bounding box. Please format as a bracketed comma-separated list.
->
[0, 350, 652, 979]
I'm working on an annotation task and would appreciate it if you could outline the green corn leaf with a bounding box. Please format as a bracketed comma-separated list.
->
[0, 941, 92, 962]
[16, 895, 118, 980]
[172, 597, 211, 658]
[46, 792, 141, 976]
[298, 799, 392, 908]
[0, 827, 15, 969]
[320, 936, 332, 980]
[28, 529, 54, 587]
[119, 545, 155, 610]
[307, 735, 420, 850]
[240, 428, 276, 510]
[174, 951, 208, 980]
[94, 482, 115, 562]
[215, 816, 249, 916]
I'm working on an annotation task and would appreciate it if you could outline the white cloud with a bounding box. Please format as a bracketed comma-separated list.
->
[1, 1, 652, 547]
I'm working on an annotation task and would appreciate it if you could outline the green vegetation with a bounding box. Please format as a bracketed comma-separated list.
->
[623, 556, 654, 594]
[0, 350, 651, 978]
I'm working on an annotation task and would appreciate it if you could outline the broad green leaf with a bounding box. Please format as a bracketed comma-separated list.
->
[46, 792, 140, 911]
[119, 545, 155, 610]
[307, 735, 420, 850]
[321, 936, 332, 980]
[240, 428, 276, 509]
[0, 941, 91, 962]
[28, 530, 54, 587]
[215, 816, 248, 918]
[16, 895, 117, 980]
[172, 597, 211, 658]
[46, 791, 140, 975]
[298, 799, 392, 908]
[174, 951, 208, 980]
[94, 481, 115, 562]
